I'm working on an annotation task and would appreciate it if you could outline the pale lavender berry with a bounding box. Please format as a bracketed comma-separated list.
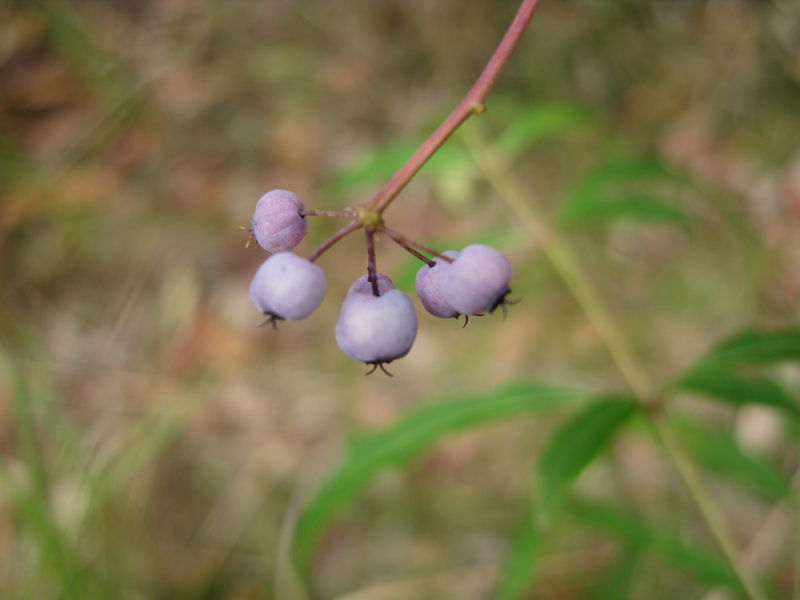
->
[335, 275, 418, 373]
[439, 244, 512, 316]
[415, 250, 459, 318]
[251, 189, 308, 253]
[347, 273, 395, 297]
[249, 252, 326, 326]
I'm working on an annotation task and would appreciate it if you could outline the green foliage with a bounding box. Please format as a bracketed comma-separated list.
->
[566, 498, 739, 590]
[536, 396, 639, 519]
[696, 329, 800, 367]
[327, 102, 593, 198]
[0, 350, 87, 597]
[588, 543, 644, 600]
[494, 515, 541, 600]
[292, 381, 588, 572]
[495, 103, 593, 158]
[671, 367, 800, 422]
[495, 396, 638, 599]
[675, 417, 792, 502]
[557, 158, 689, 227]
[670, 328, 800, 424]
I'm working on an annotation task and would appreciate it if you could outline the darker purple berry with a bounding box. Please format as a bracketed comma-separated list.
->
[439, 244, 512, 316]
[249, 252, 326, 326]
[335, 274, 418, 373]
[251, 189, 308, 253]
[415, 250, 459, 318]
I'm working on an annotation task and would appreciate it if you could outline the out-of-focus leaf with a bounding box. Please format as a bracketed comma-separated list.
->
[696, 329, 800, 367]
[327, 139, 471, 197]
[327, 140, 418, 196]
[573, 158, 684, 189]
[493, 397, 637, 600]
[674, 417, 792, 502]
[494, 515, 540, 600]
[496, 103, 593, 157]
[557, 158, 688, 227]
[588, 543, 644, 600]
[558, 194, 687, 226]
[566, 498, 738, 590]
[292, 381, 588, 572]
[537, 397, 638, 518]
[0, 138, 37, 186]
[670, 367, 800, 422]
[0, 348, 87, 595]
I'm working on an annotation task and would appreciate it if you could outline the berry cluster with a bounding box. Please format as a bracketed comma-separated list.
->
[245, 189, 513, 375]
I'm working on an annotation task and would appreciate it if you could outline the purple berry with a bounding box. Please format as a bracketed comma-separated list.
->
[251, 189, 308, 253]
[335, 276, 418, 372]
[347, 273, 395, 297]
[415, 250, 460, 318]
[249, 252, 326, 326]
[439, 244, 512, 315]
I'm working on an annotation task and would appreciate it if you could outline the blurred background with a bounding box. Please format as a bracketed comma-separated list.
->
[1, 0, 799, 598]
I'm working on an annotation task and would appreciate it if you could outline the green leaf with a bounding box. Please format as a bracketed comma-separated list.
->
[497, 103, 593, 157]
[327, 140, 418, 196]
[292, 381, 588, 571]
[674, 417, 792, 502]
[566, 498, 738, 590]
[493, 397, 638, 600]
[698, 329, 800, 367]
[670, 367, 800, 422]
[327, 137, 471, 197]
[558, 194, 687, 226]
[572, 158, 684, 190]
[537, 397, 638, 518]
[557, 158, 688, 227]
[494, 515, 541, 600]
[587, 543, 644, 600]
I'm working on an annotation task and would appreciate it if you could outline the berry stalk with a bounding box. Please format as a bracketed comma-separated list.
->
[300, 209, 353, 219]
[365, 228, 380, 296]
[383, 230, 435, 267]
[378, 226, 454, 263]
[308, 222, 362, 263]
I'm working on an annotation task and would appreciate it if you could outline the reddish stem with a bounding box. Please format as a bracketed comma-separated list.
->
[365, 0, 542, 215]
[300, 209, 352, 219]
[384, 231, 436, 267]
[365, 228, 380, 296]
[378, 226, 454, 263]
[308, 222, 362, 263]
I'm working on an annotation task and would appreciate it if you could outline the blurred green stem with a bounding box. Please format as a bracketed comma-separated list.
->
[460, 124, 765, 600]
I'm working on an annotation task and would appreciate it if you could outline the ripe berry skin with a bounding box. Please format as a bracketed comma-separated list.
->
[249, 252, 326, 320]
[440, 244, 511, 315]
[335, 280, 418, 364]
[415, 250, 459, 318]
[251, 189, 308, 253]
[347, 274, 395, 297]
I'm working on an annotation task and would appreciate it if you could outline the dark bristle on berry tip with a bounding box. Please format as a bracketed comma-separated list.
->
[260, 313, 285, 330]
[365, 362, 394, 376]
